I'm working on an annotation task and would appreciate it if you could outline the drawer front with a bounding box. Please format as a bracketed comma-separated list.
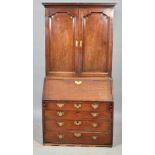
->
[44, 131, 112, 145]
[44, 110, 112, 120]
[44, 101, 112, 111]
[45, 119, 112, 131]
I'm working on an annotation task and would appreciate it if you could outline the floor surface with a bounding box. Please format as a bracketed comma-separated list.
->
[33, 140, 122, 155]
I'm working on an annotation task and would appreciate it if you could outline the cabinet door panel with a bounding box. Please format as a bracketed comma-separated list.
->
[45, 8, 78, 76]
[79, 8, 113, 77]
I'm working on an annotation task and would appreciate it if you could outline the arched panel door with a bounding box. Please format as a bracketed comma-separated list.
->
[45, 8, 79, 76]
[79, 8, 114, 77]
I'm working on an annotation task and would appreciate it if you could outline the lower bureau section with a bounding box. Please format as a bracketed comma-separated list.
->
[44, 131, 112, 146]
[42, 101, 113, 146]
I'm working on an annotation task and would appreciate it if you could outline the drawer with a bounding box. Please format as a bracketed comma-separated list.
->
[44, 110, 112, 120]
[44, 119, 112, 131]
[44, 101, 112, 111]
[44, 131, 112, 145]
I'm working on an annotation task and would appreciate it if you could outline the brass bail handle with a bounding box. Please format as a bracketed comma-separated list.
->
[56, 103, 64, 108]
[74, 132, 82, 138]
[91, 112, 99, 118]
[57, 134, 64, 139]
[74, 103, 82, 109]
[57, 122, 64, 127]
[91, 103, 99, 109]
[92, 136, 98, 140]
[92, 122, 98, 128]
[57, 111, 64, 117]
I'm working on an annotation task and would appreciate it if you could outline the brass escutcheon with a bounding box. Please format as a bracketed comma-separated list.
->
[74, 80, 82, 85]
[74, 120, 82, 126]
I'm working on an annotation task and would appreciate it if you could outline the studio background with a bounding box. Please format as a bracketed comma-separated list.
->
[33, 0, 122, 154]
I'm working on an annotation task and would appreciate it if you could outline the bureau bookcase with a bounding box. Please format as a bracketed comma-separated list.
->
[42, 3, 115, 146]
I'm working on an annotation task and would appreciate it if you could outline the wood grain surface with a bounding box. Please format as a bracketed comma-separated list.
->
[42, 3, 115, 146]
[43, 79, 113, 101]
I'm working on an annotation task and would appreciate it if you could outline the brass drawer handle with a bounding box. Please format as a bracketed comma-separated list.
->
[75, 40, 78, 47]
[57, 111, 64, 117]
[57, 134, 64, 139]
[91, 112, 99, 118]
[91, 103, 99, 109]
[92, 122, 98, 128]
[74, 120, 82, 126]
[74, 133, 82, 138]
[92, 136, 98, 140]
[75, 80, 82, 85]
[80, 40, 83, 48]
[56, 103, 64, 108]
[57, 122, 64, 127]
[74, 103, 82, 109]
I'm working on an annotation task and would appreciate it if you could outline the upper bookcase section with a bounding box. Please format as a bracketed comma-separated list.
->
[43, 3, 115, 78]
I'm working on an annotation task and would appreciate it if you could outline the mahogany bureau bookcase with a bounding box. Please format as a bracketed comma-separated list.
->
[42, 3, 115, 147]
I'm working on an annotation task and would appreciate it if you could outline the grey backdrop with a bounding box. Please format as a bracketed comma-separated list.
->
[33, 0, 122, 154]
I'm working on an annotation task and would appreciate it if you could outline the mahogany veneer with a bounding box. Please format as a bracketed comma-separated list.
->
[42, 3, 115, 147]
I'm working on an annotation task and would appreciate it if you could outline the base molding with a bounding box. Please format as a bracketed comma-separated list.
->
[43, 143, 112, 147]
